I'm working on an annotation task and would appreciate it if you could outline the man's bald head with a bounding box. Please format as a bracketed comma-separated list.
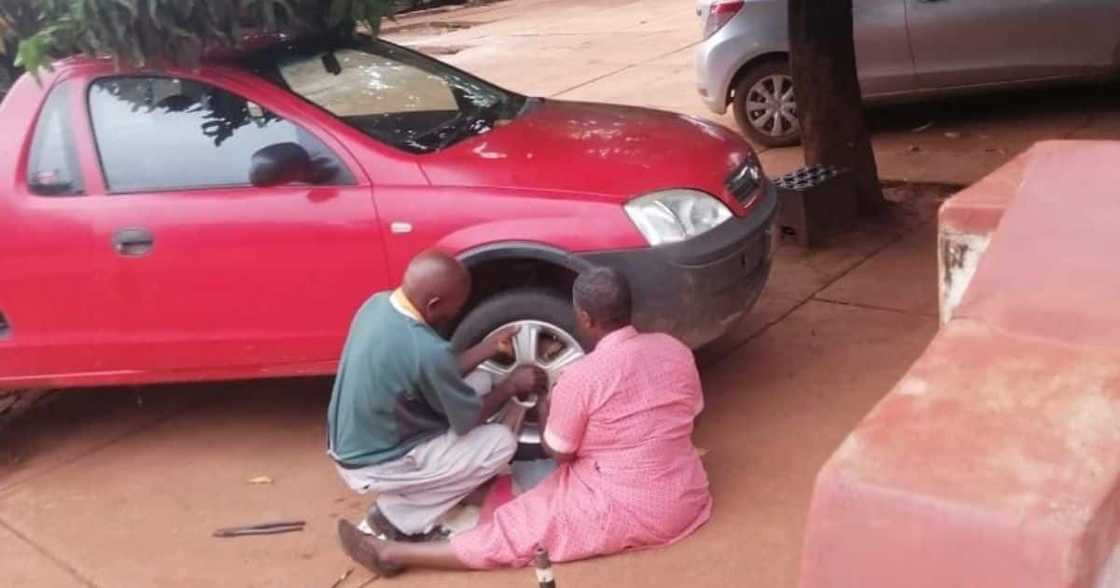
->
[401, 250, 471, 328]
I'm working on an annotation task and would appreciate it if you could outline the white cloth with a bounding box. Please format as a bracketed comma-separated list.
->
[336, 423, 516, 535]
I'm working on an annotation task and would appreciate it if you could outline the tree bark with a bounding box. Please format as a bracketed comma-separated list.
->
[789, 0, 884, 215]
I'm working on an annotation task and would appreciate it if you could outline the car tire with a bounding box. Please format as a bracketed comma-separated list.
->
[452, 288, 578, 349]
[0, 389, 53, 431]
[732, 59, 802, 148]
[452, 288, 581, 461]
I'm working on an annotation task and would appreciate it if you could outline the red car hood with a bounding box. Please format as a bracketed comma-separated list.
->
[418, 99, 754, 206]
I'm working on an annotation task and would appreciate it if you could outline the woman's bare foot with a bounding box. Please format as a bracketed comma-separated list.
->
[338, 519, 405, 578]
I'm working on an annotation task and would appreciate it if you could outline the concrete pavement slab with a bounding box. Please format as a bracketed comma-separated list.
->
[765, 229, 901, 303]
[389, 0, 706, 102]
[702, 190, 944, 364]
[555, 59, 727, 122]
[763, 200, 938, 304]
[447, 41, 627, 97]
[439, 28, 693, 67]
[815, 221, 940, 317]
[0, 379, 366, 588]
[700, 234, 915, 362]
[1, 386, 213, 495]
[432, 32, 700, 99]
[0, 523, 89, 588]
[697, 290, 804, 367]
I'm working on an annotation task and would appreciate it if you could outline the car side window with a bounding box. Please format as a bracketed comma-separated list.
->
[27, 82, 84, 197]
[88, 76, 353, 193]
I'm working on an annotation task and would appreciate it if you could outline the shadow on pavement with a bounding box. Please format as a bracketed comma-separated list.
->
[0, 378, 332, 491]
[866, 78, 1120, 135]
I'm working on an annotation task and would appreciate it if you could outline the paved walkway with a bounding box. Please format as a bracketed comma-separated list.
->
[2, 189, 947, 587]
[384, 0, 1120, 185]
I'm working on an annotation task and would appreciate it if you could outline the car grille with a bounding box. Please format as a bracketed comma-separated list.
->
[725, 157, 763, 205]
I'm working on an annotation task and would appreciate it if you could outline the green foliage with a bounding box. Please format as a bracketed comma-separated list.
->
[0, 0, 394, 80]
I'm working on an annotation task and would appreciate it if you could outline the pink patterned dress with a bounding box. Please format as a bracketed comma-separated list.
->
[451, 326, 712, 568]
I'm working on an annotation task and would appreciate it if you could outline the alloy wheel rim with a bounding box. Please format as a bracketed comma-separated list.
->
[746, 74, 800, 138]
[478, 319, 585, 445]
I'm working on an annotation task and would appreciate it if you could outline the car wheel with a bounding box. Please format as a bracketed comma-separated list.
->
[451, 289, 584, 459]
[0, 389, 53, 431]
[732, 60, 801, 148]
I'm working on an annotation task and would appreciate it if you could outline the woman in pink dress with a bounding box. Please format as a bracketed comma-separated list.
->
[337, 267, 712, 576]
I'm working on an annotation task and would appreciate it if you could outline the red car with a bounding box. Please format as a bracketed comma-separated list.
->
[0, 36, 776, 427]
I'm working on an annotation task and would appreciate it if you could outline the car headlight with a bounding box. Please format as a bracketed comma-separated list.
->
[624, 189, 733, 246]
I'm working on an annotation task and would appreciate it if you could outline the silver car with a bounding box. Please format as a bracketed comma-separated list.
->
[696, 0, 1120, 147]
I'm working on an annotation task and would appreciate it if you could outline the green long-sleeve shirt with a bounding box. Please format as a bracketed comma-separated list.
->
[327, 293, 482, 468]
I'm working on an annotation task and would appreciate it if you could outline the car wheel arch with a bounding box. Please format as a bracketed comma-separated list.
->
[457, 242, 591, 274]
[728, 52, 790, 106]
[453, 242, 589, 323]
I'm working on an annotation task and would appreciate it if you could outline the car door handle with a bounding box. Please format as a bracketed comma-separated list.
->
[112, 228, 154, 257]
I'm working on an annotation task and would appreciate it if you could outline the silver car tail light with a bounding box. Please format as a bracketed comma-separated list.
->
[703, 0, 745, 40]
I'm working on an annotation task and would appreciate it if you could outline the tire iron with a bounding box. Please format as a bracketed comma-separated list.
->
[212, 519, 306, 538]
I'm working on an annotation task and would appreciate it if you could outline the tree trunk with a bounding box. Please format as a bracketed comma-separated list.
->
[789, 0, 884, 216]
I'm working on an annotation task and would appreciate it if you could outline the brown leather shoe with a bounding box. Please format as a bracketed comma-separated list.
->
[338, 519, 405, 578]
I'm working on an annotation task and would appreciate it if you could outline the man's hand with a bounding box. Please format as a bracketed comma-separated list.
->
[486, 326, 520, 358]
[458, 326, 520, 376]
[508, 365, 549, 399]
[478, 364, 549, 422]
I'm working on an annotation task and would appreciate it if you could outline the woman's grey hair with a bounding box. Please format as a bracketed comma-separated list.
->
[573, 267, 632, 327]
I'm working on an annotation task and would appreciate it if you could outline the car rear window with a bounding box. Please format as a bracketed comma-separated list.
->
[27, 82, 84, 197]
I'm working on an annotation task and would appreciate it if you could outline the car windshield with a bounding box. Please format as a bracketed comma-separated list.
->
[248, 38, 525, 154]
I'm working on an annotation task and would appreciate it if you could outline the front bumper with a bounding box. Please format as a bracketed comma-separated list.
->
[581, 184, 779, 348]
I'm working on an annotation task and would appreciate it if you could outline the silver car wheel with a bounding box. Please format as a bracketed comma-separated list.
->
[476, 319, 584, 445]
[745, 74, 800, 139]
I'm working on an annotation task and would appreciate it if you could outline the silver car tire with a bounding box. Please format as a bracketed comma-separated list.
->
[732, 60, 802, 148]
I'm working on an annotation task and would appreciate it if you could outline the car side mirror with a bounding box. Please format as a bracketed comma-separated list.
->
[249, 142, 313, 187]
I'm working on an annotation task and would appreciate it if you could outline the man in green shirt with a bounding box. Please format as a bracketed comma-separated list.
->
[328, 251, 545, 540]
